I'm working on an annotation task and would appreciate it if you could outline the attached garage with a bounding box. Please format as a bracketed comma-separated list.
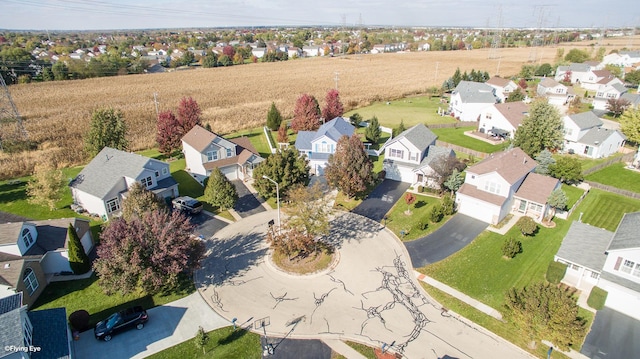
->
[220, 165, 238, 180]
[383, 162, 415, 183]
[600, 280, 640, 320]
[456, 193, 500, 224]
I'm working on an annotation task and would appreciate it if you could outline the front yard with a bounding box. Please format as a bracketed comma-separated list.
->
[385, 193, 453, 241]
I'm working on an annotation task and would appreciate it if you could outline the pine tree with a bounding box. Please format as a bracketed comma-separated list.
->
[393, 120, 406, 137]
[266, 102, 283, 131]
[67, 223, 91, 274]
[84, 108, 128, 157]
[204, 168, 238, 210]
[364, 116, 382, 143]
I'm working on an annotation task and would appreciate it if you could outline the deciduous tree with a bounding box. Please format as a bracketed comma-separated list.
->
[67, 223, 91, 274]
[156, 110, 181, 155]
[204, 168, 238, 210]
[564, 48, 590, 63]
[404, 192, 416, 215]
[194, 326, 209, 355]
[620, 109, 640, 146]
[549, 156, 583, 184]
[94, 210, 205, 295]
[121, 182, 167, 221]
[291, 94, 321, 132]
[322, 89, 344, 121]
[266, 102, 283, 131]
[514, 100, 564, 157]
[85, 108, 128, 157]
[253, 147, 310, 199]
[364, 116, 382, 143]
[177, 96, 202, 134]
[606, 98, 631, 118]
[277, 124, 289, 143]
[517, 216, 537, 236]
[506, 88, 526, 103]
[26, 163, 67, 210]
[324, 135, 374, 198]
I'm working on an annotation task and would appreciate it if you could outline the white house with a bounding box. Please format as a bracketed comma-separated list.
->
[485, 76, 518, 103]
[592, 80, 628, 111]
[381, 124, 453, 186]
[478, 101, 529, 139]
[511, 173, 560, 222]
[537, 78, 574, 106]
[602, 51, 640, 67]
[554, 62, 595, 84]
[455, 147, 537, 225]
[449, 81, 499, 122]
[182, 125, 264, 183]
[70, 147, 179, 220]
[563, 112, 626, 158]
[294, 117, 355, 175]
[579, 69, 621, 91]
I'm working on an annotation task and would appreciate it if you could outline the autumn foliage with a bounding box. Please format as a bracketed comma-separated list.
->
[325, 134, 374, 198]
[156, 97, 202, 155]
[322, 89, 344, 121]
[291, 93, 321, 132]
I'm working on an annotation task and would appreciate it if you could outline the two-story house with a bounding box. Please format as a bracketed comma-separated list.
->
[294, 117, 355, 175]
[485, 76, 519, 103]
[69, 147, 179, 220]
[381, 124, 454, 187]
[554, 62, 595, 84]
[592, 79, 628, 111]
[477, 101, 529, 140]
[563, 111, 626, 158]
[449, 81, 499, 122]
[182, 125, 264, 183]
[537, 78, 575, 106]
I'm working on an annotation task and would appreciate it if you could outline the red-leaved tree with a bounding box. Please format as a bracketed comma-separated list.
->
[222, 45, 235, 58]
[291, 94, 321, 132]
[177, 96, 202, 134]
[404, 192, 416, 215]
[156, 110, 181, 155]
[322, 89, 344, 121]
[324, 134, 374, 198]
[94, 210, 205, 295]
[277, 124, 289, 143]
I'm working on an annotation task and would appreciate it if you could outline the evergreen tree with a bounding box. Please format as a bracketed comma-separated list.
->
[547, 188, 568, 218]
[253, 147, 310, 199]
[204, 168, 238, 210]
[266, 102, 283, 131]
[325, 134, 374, 198]
[349, 113, 362, 127]
[452, 67, 462, 87]
[68, 223, 91, 274]
[443, 168, 465, 193]
[364, 116, 382, 143]
[85, 108, 128, 157]
[393, 120, 406, 137]
[534, 149, 555, 175]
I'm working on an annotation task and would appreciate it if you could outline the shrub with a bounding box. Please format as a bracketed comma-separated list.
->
[415, 219, 428, 231]
[69, 310, 90, 331]
[587, 287, 608, 310]
[517, 216, 537, 236]
[502, 238, 522, 258]
[546, 261, 567, 284]
[442, 194, 455, 216]
[429, 204, 444, 223]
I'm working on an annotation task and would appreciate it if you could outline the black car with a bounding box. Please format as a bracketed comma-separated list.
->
[94, 306, 148, 341]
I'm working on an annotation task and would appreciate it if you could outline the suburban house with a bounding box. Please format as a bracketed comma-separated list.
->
[294, 117, 355, 175]
[0, 217, 94, 306]
[537, 78, 575, 106]
[70, 147, 179, 220]
[182, 125, 264, 183]
[449, 81, 499, 121]
[563, 111, 626, 158]
[455, 147, 558, 225]
[592, 78, 628, 111]
[0, 293, 71, 359]
[621, 93, 640, 110]
[381, 123, 454, 186]
[554, 62, 596, 84]
[485, 76, 519, 102]
[602, 51, 640, 67]
[579, 69, 622, 91]
[477, 101, 530, 140]
[555, 212, 640, 320]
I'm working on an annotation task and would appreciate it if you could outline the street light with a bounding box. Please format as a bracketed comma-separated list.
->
[262, 175, 280, 231]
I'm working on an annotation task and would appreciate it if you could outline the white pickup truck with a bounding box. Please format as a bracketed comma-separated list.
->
[171, 196, 203, 215]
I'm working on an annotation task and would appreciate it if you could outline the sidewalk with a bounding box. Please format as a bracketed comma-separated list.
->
[415, 271, 503, 321]
[486, 213, 522, 235]
[322, 339, 368, 359]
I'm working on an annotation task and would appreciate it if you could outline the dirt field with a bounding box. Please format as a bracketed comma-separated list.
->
[1, 36, 638, 179]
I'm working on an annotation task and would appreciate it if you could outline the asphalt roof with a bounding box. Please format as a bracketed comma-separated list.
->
[0, 309, 23, 358]
[0, 293, 21, 315]
[453, 81, 498, 103]
[414, 146, 454, 172]
[568, 111, 603, 130]
[608, 212, 640, 251]
[467, 147, 536, 185]
[556, 221, 611, 272]
[294, 117, 354, 151]
[578, 127, 625, 146]
[29, 308, 70, 359]
[514, 172, 559, 204]
[384, 123, 437, 152]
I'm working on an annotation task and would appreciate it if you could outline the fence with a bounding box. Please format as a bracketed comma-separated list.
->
[435, 140, 488, 160]
[584, 181, 640, 200]
[582, 152, 635, 175]
[427, 121, 478, 129]
[263, 126, 277, 154]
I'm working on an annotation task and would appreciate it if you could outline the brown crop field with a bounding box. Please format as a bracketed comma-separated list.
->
[1, 36, 638, 180]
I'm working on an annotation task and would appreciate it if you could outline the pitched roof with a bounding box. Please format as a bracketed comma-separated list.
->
[0, 293, 21, 315]
[514, 172, 559, 204]
[0, 307, 23, 356]
[0, 222, 24, 245]
[385, 123, 437, 151]
[485, 76, 510, 87]
[453, 81, 498, 104]
[466, 147, 536, 184]
[294, 130, 315, 151]
[29, 308, 71, 359]
[181, 124, 235, 153]
[578, 127, 626, 146]
[314, 117, 354, 142]
[556, 221, 611, 272]
[0, 212, 28, 225]
[0, 256, 23, 288]
[568, 63, 592, 72]
[607, 212, 640, 251]
[567, 111, 603, 129]
[539, 77, 562, 88]
[25, 218, 90, 256]
[70, 147, 160, 199]
[457, 183, 507, 207]
[414, 146, 454, 172]
[621, 93, 640, 106]
[494, 102, 529, 129]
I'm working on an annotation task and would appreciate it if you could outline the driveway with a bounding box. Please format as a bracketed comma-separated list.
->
[231, 180, 266, 218]
[352, 179, 410, 222]
[581, 307, 640, 359]
[404, 214, 488, 268]
[189, 211, 229, 238]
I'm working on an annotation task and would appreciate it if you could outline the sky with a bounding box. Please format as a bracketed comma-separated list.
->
[0, 0, 638, 31]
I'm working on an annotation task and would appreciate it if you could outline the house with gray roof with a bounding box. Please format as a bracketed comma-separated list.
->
[448, 81, 499, 122]
[563, 111, 626, 159]
[295, 117, 354, 175]
[537, 78, 575, 106]
[69, 147, 179, 220]
[381, 124, 452, 186]
[621, 93, 640, 110]
[592, 77, 628, 111]
[554, 62, 597, 84]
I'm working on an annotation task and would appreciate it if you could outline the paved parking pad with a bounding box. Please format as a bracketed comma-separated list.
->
[352, 179, 410, 222]
[581, 307, 640, 359]
[232, 180, 266, 218]
[189, 211, 229, 238]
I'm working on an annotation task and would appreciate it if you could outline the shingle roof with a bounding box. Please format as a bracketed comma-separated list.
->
[556, 221, 611, 272]
[0, 212, 28, 225]
[182, 125, 235, 153]
[607, 212, 640, 251]
[568, 63, 592, 72]
[0, 257, 23, 288]
[385, 123, 437, 152]
[621, 93, 640, 106]
[24, 218, 90, 256]
[294, 117, 354, 152]
[568, 111, 603, 130]
[414, 146, 454, 172]
[0, 222, 23, 245]
[0, 293, 21, 315]
[29, 308, 70, 359]
[539, 77, 562, 88]
[611, 83, 627, 93]
[494, 102, 529, 129]
[453, 81, 498, 104]
[485, 76, 510, 87]
[578, 127, 626, 146]
[466, 147, 536, 185]
[514, 173, 559, 204]
[0, 308, 23, 358]
[70, 147, 160, 199]
[457, 183, 507, 206]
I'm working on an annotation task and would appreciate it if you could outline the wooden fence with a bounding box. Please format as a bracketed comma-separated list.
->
[584, 181, 640, 199]
[427, 121, 478, 129]
[435, 140, 488, 160]
[582, 152, 635, 175]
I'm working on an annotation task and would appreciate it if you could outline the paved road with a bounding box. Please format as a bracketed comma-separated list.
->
[262, 337, 332, 359]
[581, 307, 640, 359]
[189, 211, 229, 238]
[232, 180, 266, 218]
[352, 179, 410, 222]
[405, 214, 488, 268]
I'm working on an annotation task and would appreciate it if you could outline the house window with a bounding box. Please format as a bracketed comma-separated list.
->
[529, 203, 543, 213]
[409, 152, 419, 161]
[565, 128, 573, 136]
[620, 259, 634, 274]
[23, 268, 39, 295]
[141, 176, 153, 188]
[485, 113, 492, 120]
[161, 167, 168, 175]
[23, 316, 33, 347]
[555, 88, 564, 94]
[320, 141, 329, 152]
[590, 271, 600, 279]
[226, 148, 232, 157]
[483, 181, 501, 194]
[634, 263, 640, 278]
[206, 151, 218, 161]
[21, 228, 34, 248]
[106, 198, 120, 213]
[389, 148, 404, 159]
[606, 93, 617, 99]
[155, 171, 160, 177]
[571, 264, 580, 271]
[596, 92, 604, 97]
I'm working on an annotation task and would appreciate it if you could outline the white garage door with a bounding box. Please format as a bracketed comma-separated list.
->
[384, 163, 414, 183]
[457, 195, 495, 224]
[221, 166, 238, 180]
[605, 288, 640, 320]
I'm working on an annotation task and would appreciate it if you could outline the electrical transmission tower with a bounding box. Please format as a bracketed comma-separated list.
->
[0, 75, 27, 150]
[488, 6, 503, 59]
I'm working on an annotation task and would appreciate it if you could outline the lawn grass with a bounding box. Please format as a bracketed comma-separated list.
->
[431, 126, 510, 154]
[355, 126, 391, 150]
[385, 193, 453, 241]
[31, 273, 194, 330]
[227, 127, 273, 158]
[553, 153, 623, 173]
[585, 162, 640, 193]
[576, 188, 640, 231]
[562, 184, 586, 210]
[146, 326, 262, 359]
[344, 96, 455, 129]
[344, 341, 377, 359]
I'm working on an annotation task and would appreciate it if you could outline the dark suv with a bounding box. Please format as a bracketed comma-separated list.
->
[172, 196, 203, 215]
[94, 306, 148, 341]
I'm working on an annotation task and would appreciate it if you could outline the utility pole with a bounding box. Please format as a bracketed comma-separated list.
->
[334, 71, 340, 91]
[0, 75, 27, 150]
[153, 92, 160, 120]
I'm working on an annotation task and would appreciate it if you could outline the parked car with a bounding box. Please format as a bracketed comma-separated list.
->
[94, 306, 148, 341]
[172, 196, 203, 215]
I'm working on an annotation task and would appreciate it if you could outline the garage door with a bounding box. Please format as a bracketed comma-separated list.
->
[220, 166, 238, 180]
[383, 162, 402, 181]
[457, 195, 495, 224]
[605, 288, 640, 320]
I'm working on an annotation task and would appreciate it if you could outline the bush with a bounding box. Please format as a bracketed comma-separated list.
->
[429, 204, 444, 223]
[442, 194, 455, 216]
[546, 261, 567, 284]
[587, 287, 608, 310]
[69, 310, 90, 331]
[517, 216, 537, 236]
[415, 219, 428, 231]
[502, 238, 522, 258]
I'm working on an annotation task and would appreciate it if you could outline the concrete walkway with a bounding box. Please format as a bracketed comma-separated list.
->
[486, 213, 522, 235]
[322, 339, 367, 359]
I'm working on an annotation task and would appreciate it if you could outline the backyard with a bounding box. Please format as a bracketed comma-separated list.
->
[344, 96, 455, 129]
[431, 126, 510, 154]
[585, 162, 640, 194]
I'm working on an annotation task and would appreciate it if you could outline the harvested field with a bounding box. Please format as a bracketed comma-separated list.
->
[2, 36, 638, 179]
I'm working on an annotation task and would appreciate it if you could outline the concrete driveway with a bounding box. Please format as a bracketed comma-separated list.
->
[232, 180, 266, 218]
[404, 214, 488, 268]
[581, 307, 640, 359]
[352, 179, 410, 222]
[189, 211, 229, 238]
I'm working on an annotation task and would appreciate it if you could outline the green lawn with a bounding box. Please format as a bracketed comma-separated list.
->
[344, 96, 455, 128]
[553, 153, 623, 173]
[431, 126, 510, 154]
[585, 162, 640, 193]
[576, 188, 640, 231]
[562, 184, 586, 210]
[345, 341, 377, 359]
[146, 326, 262, 359]
[227, 127, 273, 158]
[355, 127, 391, 150]
[385, 194, 453, 241]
